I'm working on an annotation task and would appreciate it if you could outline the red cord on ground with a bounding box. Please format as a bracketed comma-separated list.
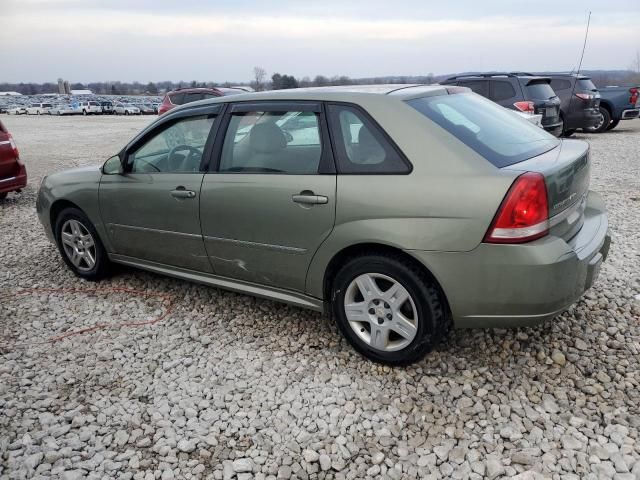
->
[1, 287, 175, 347]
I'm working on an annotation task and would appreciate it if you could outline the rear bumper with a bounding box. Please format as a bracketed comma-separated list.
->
[566, 108, 601, 130]
[542, 120, 563, 136]
[620, 108, 639, 120]
[0, 164, 27, 194]
[408, 191, 610, 328]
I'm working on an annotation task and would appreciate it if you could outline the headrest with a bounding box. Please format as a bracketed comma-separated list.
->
[250, 123, 287, 154]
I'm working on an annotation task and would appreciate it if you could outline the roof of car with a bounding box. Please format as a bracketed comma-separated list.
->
[180, 84, 452, 104]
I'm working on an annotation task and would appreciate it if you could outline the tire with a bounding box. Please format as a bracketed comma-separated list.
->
[606, 119, 620, 131]
[125, 110, 129, 116]
[585, 106, 611, 133]
[563, 129, 576, 137]
[37, 111, 40, 115]
[82, 109, 87, 116]
[331, 253, 448, 365]
[54, 207, 110, 280]
[0, 192, 7, 200]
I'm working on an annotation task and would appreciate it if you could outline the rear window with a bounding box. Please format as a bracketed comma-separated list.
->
[525, 81, 556, 100]
[407, 93, 559, 168]
[550, 79, 572, 91]
[576, 78, 596, 91]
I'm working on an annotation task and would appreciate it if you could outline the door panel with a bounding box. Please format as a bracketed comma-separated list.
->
[199, 174, 336, 291]
[99, 173, 211, 272]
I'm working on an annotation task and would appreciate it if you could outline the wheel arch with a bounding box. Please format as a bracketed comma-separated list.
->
[321, 242, 451, 317]
[50, 199, 82, 231]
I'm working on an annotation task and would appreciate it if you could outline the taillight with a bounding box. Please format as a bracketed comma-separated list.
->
[513, 101, 535, 113]
[575, 93, 593, 101]
[629, 87, 638, 106]
[8, 133, 22, 164]
[484, 172, 549, 244]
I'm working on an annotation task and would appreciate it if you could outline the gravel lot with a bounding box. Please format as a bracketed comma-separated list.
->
[1, 115, 639, 480]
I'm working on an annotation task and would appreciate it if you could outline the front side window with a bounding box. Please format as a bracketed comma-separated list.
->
[327, 104, 410, 174]
[129, 116, 215, 173]
[219, 110, 322, 174]
[407, 93, 559, 167]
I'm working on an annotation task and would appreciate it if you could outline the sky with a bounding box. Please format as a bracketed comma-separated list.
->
[1, 0, 639, 83]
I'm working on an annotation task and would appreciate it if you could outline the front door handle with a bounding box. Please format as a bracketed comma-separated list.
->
[292, 193, 328, 205]
[170, 187, 196, 199]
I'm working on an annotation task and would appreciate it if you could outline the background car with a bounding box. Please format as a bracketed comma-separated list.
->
[37, 85, 609, 365]
[544, 73, 601, 136]
[113, 103, 141, 115]
[25, 103, 53, 115]
[100, 101, 115, 114]
[158, 87, 246, 115]
[586, 85, 639, 133]
[78, 101, 103, 115]
[6, 106, 26, 115]
[440, 72, 563, 136]
[51, 104, 79, 115]
[0, 119, 27, 200]
[134, 103, 155, 115]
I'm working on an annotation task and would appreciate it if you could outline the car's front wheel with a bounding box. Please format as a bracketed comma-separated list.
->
[331, 254, 447, 365]
[55, 207, 110, 280]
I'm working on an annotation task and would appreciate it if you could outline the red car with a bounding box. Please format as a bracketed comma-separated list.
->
[0, 120, 26, 200]
[158, 87, 247, 115]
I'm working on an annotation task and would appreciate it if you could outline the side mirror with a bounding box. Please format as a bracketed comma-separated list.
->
[102, 155, 124, 175]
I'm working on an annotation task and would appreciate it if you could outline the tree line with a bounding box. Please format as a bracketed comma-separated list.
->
[2, 65, 639, 96]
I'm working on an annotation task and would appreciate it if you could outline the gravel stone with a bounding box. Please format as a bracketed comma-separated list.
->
[1, 116, 639, 479]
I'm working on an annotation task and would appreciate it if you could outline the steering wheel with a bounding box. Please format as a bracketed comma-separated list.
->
[168, 145, 202, 171]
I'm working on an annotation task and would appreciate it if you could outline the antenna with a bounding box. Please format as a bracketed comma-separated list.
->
[576, 11, 592, 75]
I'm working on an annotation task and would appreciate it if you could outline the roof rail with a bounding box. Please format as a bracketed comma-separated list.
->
[445, 72, 539, 81]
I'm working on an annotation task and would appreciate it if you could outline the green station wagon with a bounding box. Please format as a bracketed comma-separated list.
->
[37, 85, 610, 365]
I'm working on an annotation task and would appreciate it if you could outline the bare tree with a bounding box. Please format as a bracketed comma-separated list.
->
[252, 66, 267, 91]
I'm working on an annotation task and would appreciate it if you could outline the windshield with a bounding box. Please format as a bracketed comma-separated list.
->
[407, 93, 560, 167]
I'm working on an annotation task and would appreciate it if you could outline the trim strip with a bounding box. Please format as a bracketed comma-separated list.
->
[0, 176, 17, 184]
[109, 223, 202, 239]
[0, 140, 11, 146]
[204, 235, 307, 254]
[109, 253, 324, 311]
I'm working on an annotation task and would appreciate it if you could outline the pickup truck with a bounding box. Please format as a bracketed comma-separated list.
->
[586, 85, 639, 133]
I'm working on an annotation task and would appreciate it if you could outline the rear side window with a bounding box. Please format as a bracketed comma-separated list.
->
[550, 79, 572, 91]
[525, 81, 556, 100]
[459, 80, 489, 97]
[327, 104, 410, 174]
[491, 81, 516, 101]
[219, 110, 322, 174]
[407, 93, 559, 167]
[169, 93, 186, 105]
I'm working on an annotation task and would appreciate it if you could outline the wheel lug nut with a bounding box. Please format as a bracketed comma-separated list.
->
[368, 308, 375, 314]
[384, 302, 389, 309]
[373, 299, 379, 305]
[386, 314, 392, 320]
[377, 318, 384, 324]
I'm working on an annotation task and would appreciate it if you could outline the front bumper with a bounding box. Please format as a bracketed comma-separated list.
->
[0, 164, 27, 194]
[408, 191, 610, 328]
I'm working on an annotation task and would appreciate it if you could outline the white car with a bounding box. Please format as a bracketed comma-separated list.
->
[78, 101, 102, 115]
[507, 108, 543, 128]
[26, 103, 53, 115]
[114, 103, 141, 115]
[51, 104, 79, 116]
[6, 106, 26, 115]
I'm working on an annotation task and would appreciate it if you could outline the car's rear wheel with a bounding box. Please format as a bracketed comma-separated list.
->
[585, 106, 611, 133]
[331, 254, 447, 365]
[563, 129, 575, 137]
[606, 119, 620, 131]
[55, 207, 110, 280]
[0, 192, 7, 200]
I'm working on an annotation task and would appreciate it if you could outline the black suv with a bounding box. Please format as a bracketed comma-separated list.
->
[540, 74, 600, 136]
[440, 73, 562, 136]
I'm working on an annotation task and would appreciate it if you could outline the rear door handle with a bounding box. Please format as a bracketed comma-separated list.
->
[292, 194, 328, 205]
[170, 187, 196, 199]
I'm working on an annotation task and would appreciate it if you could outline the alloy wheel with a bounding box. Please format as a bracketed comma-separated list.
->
[60, 219, 97, 272]
[343, 273, 419, 352]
